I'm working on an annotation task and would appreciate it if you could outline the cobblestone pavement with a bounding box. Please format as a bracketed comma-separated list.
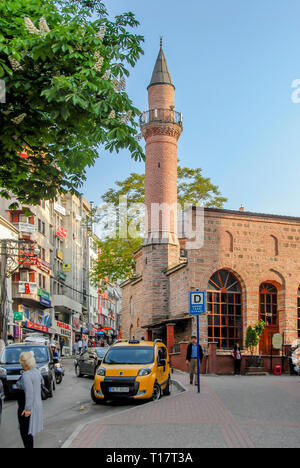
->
[64, 372, 300, 449]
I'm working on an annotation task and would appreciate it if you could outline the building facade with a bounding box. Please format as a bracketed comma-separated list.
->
[121, 44, 300, 364]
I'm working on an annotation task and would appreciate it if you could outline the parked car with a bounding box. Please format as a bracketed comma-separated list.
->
[0, 379, 4, 424]
[75, 347, 108, 378]
[91, 339, 171, 404]
[0, 343, 56, 397]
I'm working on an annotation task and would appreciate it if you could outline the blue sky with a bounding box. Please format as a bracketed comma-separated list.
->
[82, 0, 300, 217]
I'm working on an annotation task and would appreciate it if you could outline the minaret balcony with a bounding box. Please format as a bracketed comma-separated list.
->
[139, 108, 183, 128]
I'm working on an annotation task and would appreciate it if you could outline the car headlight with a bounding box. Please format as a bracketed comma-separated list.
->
[39, 366, 49, 374]
[0, 367, 7, 377]
[138, 368, 152, 376]
[96, 367, 106, 376]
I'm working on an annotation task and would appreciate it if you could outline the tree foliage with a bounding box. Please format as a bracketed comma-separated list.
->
[90, 166, 227, 287]
[0, 0, 144, 205]
[245, 320, 265, 356]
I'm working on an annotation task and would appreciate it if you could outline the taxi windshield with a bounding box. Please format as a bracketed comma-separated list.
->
[103, 346, 154, 365]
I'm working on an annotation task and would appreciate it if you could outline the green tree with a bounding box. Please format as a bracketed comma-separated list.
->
[245, 320, 265, 361]
[0, 0, 144, 206]
[90, 166, 227, 288]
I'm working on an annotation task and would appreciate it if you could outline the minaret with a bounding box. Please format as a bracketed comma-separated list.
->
[140, 39, 183, 245]
[138, 40, 183, 327]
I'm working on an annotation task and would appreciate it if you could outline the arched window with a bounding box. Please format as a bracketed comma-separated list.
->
[207, 270, 242, 350]
[259, 283, 277, 326]
[225, 231, 233, 252]
[130, 297, 134, 316]
[269, 235, 279, 257]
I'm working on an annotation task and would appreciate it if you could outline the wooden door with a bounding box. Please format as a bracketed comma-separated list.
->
[259, 283, 279, 355]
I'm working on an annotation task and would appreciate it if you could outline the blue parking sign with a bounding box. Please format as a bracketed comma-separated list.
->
[189, 291, 206, 316]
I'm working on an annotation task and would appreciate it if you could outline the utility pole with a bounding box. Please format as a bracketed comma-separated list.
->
[0, 240, 9, 344]
[0, 239, 39, 344]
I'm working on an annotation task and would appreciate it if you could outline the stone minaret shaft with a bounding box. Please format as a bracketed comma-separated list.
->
[141, 43, 183, 245]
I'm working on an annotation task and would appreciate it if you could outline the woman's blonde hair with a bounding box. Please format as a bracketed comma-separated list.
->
[19, 351, 36, 370]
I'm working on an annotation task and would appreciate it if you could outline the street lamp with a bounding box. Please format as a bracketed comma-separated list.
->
[0, 238, 39, 344]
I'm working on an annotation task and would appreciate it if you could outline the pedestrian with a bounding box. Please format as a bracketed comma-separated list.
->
[232, 343, 242, 375]
[77, 338, 83, 355]
[16, 352, 43, 449]
[288, 347, 297, 376]
[186, 335, 204, 385]
[59, 337, 64, 357]
[83, 337, 88, 351]
[73, 340, 78, 356]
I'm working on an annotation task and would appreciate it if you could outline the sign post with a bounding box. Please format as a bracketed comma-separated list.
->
[189, 290, 206, 394]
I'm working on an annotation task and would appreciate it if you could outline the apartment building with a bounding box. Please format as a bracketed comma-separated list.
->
[0, 193, 93, 354]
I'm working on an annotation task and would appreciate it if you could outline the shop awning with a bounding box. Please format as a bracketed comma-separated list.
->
[141, 315, 192, 329]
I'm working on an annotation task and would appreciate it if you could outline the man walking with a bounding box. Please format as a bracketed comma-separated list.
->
[186, 335, 204, 385]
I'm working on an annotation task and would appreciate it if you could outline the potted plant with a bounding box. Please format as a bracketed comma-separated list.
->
[245, 320, 265, 372]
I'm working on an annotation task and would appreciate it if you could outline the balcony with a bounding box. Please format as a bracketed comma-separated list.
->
[52, 294, 82, 315]
[139, 108, 183, 127]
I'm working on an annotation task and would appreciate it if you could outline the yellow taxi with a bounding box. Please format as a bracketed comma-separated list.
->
[91, 339, 171, 403]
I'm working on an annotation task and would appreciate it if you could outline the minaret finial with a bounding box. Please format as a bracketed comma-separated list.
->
[160, 36, 163, 48]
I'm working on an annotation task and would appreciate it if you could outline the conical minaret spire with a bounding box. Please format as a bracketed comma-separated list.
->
[148, 38, 174, 90]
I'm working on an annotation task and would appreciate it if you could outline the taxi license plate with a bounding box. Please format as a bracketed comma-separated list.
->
[109, 387, 129, 393]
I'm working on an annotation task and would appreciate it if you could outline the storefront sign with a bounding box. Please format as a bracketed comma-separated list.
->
[19, 282, 37, 294]
[14, 311, 23, 321]
[40, 297, 52, 308]
[18, 222, 36, 233]
[54, 320, 72, 337]
[57, 271, 66, 281]
[23, 321, 50, 334]
[38, 288, 50, 300]
[54, 202, 66, 216]
[56, 250, 64, 260]
[36, 259, 51, 275]
[62, 264, 71, 272]
[19, 251, 37, 266]
[56, 227, 68, 239]
[73, 315, 80, 331]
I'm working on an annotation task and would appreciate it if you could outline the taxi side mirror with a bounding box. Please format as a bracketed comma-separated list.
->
[159, 358, 166, 367]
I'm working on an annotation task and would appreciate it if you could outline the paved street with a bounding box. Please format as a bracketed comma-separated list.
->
[0, 358, 158, 448]
[63, 371, 300, 449]
[1, 361, 299, 448]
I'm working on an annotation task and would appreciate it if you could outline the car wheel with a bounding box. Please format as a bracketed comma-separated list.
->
[75, 365, 83, 378]
[163, 377, 171, 396]
[91, 384, 106, 404]
[56, 374, 62, 385]
[152, 382, 161, 401]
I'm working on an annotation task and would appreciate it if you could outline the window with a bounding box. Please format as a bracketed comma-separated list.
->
[259, 283, 277, 326]
[130, 297, 134, 316]
[207, 270, 242, 350]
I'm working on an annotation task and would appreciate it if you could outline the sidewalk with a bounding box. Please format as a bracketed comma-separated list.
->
[63, 371, 300, 448]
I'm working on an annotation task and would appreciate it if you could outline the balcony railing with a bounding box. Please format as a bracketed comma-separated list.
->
[139, 108, 183, 127]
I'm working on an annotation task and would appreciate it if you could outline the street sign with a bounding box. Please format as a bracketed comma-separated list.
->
[189, 290, 206, 395]
[189, 291, 206, 316]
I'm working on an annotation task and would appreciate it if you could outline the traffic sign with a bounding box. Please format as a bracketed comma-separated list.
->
[189, 291, 206, 316]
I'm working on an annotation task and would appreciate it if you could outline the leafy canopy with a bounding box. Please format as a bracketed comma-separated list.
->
[0, 0, 144, 205]
[90, 166, 227, 287]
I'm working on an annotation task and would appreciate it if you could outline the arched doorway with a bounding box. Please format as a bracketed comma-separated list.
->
[207, 269, 243, 350]
[259, 283, 279, 355]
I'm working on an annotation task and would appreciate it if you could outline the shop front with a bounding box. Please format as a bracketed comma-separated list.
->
[52, 320, 72, 356]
